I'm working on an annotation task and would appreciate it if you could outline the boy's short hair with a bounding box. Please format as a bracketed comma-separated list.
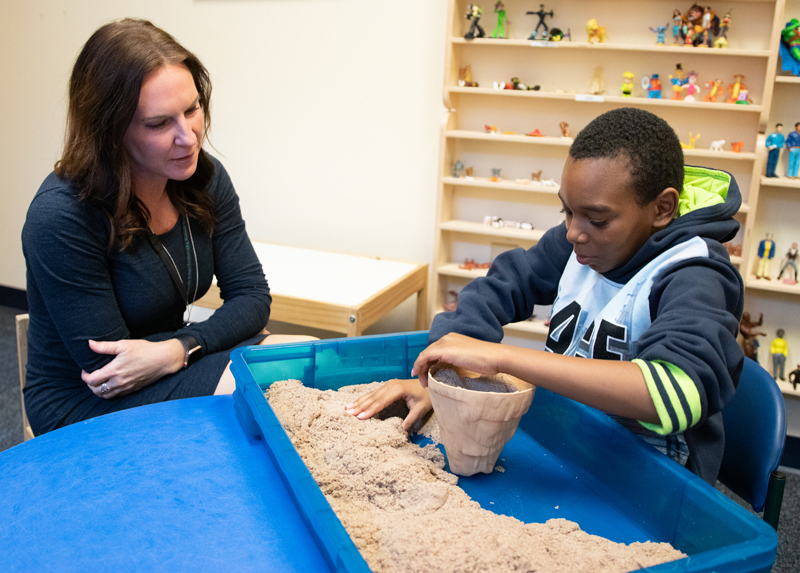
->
[569, 108, 684, 206]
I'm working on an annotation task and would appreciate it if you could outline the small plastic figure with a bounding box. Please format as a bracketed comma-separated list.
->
[490, 168, 502, 181]
[710, 139, 725, 152]
[782, 18, 800, 62]
[765, 124, 785, 178]
[682, 4, 719, 47]
[680, 132, 701, 149]
[526, 129, 544, 136]
[787, 122, 800, 178]
[459, 258, 491, 270]
[485, 124, 498, 134]
[621, 72, 634, 97]
[458, 65, 479, 87]
[589, 66, 605, 94]
[723, 242, 742, 257]
[465, 4, 486, 40]
[641, 74, 663, 98]
[558, 121, 570, 137]
[682, 71, 701, 101]
[739, 311, 766, 362]
[778, 242, 799, 284]
[730, 141, 744, 153]
[790, 365, 800, 390]
[726, 74, 746, 104]
[453, 159, 465, 178]
[586, 19, 607, 43]
[492, 2, 510, 39]
[650, 24, 668, 45]
[714, 11, 731, 48]
[531, 170, 541, 182]
[672, 9, 683, 44]
[465, 167, 474, 178]
[756, 233, 777, 279]
[702, 78, 723, 102]
[771, 329, 789, 381]
[735, 86, 753, 105]
[526, 4, 553, 40]
[669, 64, 687, 100]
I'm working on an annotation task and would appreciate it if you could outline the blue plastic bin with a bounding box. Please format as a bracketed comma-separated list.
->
[230, 332, 778, 573]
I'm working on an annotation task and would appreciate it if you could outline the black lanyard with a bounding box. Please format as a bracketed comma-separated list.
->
[146, 215, 193, 307]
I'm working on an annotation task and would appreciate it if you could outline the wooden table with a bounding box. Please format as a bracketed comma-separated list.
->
[195, 242, 428, 337]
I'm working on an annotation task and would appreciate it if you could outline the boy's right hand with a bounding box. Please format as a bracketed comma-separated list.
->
[345, 378, 432, 433]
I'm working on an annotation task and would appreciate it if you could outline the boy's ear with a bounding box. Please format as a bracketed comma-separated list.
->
[652, 187, 680, 229]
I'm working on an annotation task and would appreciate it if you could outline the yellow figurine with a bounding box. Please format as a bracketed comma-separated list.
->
[680, 132, 701, 149]
[586, 19, 607, 43]
[621, 72, 634, 97]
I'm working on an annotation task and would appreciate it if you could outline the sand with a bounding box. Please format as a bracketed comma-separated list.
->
[266, 380, 686, 573]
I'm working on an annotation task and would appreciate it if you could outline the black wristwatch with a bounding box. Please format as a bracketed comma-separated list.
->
[175, 335, 202, 369]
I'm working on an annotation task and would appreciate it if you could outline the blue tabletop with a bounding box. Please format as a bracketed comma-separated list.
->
[0, 396, 331, 572]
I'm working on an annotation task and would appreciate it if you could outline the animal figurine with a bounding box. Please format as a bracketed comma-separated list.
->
[714, 11, 731, 48]
[650, 24, 668, 45]
[681, 132, 701, 149]
[485, 124, 498, 134]
[730, 141, 744, 153]
[710, 140, 725, 152]
[682, 71, 701, 101]
[586, 19, 607, 43]
[703, 79, 723, 102]
[726, 74, 746, 104]
[540, 178, 558, 186]
[531, 170, 542, 182]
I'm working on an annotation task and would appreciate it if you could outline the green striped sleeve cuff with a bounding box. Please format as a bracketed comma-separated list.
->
[632, 359, 702, 436]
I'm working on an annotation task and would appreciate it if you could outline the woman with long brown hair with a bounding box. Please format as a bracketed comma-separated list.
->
[22, 19, 307, 435]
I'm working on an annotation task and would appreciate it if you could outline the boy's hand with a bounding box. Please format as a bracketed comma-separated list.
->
[411, 333, 505, 387]
[345, 378, 431, 433]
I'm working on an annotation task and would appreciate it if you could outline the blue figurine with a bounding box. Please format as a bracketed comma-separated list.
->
[765, 124, 785, 178]
[526, 4, 553, 40]
[649, 24, 667, 45]
[787, 122, 800, 178]
[642, 74, 663, 99]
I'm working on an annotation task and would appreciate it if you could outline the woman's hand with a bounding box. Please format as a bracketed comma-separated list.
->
[81, 339, 185, 399]
[345, 378, 432, 433]
[411, 333, 506, 387]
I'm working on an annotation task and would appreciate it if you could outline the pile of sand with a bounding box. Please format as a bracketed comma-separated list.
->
[266, 380, 686, 573]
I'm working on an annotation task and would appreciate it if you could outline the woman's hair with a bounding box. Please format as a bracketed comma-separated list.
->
[56, 18, 215, 250]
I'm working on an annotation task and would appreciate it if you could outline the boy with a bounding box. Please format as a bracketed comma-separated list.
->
[347, 108, 743, 485]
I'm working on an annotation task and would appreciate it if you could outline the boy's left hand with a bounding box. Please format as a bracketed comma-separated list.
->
[412, 333, 505, 387]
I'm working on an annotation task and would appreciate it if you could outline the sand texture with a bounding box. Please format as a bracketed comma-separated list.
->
[266, 380, 686, 573]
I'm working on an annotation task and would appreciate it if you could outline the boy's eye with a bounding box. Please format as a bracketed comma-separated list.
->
[590, 220, 609, 228]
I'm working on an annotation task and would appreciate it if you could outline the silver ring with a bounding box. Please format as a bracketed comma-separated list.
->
[100, 383, 110, 395]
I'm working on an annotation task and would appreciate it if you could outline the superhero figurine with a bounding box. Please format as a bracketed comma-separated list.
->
[526, 4, 553, 40]
[492, 2, 510, 38]
[465, 4, 486, 40]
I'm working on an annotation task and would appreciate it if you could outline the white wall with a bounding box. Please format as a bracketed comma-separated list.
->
[0, 0, 447, 334]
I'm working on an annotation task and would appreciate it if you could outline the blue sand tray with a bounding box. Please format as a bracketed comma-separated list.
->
[230, 331, 778, 573]
[0, 396, 336, 573]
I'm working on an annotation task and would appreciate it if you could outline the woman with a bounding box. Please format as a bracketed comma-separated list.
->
[22, 18, 308, 435]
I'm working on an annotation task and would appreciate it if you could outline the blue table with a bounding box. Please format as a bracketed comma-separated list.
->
[0, 397, 332, 572]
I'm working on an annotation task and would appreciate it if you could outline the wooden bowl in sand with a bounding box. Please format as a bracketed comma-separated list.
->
[428, 362, 535, 477]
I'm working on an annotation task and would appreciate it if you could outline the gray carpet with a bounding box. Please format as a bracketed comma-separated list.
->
[0, 305, 796, 570]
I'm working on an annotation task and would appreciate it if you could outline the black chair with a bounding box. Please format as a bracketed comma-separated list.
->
[718, 357, 787, 530]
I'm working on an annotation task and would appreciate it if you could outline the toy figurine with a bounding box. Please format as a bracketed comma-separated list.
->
[442, 290, 459, 312]
[756, 233, 777, 279]
[714, 11, 731, 48]
[735, 86, 753, 105]
[559, 121, 570, 137]
[771, 329, 789, 381]
[531, 170, 542, 182]
[682, 71, 701, 101]
[672, 9, 683, 44]
[453, 159, 465, 178]
[739, 311, 766, 362]
[789, 365, 800, 390]
[547, 27, 569, 41]
[526, 128, 544, 136]
[702, 78, 723, 102]
[730, 141, 744, 153]
[723, 242, 742, 257]
[492, 2, 510, 39]
[641, 74, 662, 98]
[485, 124, 498, 134]
[787, 122, 800, 178]
[490, 168, 502, 181]
[589, 66, 606, 94]
[669, 64, 687, 100]
[459, 258, 491, 270]
[586, 19, 607, 43]
[526, 4, 553, 40]
[765, 124, 785, 178]
[465, 4, 486, 40]
[680, 132, 700, 149]
[710, 139, 725, 152]
[782, 18, 800, 62]
[726, 74, 746, 104]
[458, 65, 479, 87]
[650, 24, 668, 45]
[621, 72, 634, 97]
[682, 4, 719, 47]
[465, 167, 474, 178]
[778, 242, 799, 284]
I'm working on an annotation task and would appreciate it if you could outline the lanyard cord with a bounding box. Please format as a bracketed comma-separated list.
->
[146, 214, 199, 319]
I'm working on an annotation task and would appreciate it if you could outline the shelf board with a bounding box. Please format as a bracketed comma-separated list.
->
[775, 379, 800, 399]
[738, 203, 750, 214]
[439, 219, 545, 242]
[451, 37, 772, 58]
[448, 86, 764, 113]
[447, 129, 756, 159]
[745, 274, 800, 295]
[776, 76, 800, 84]
[442, 175, 560, 194]
[438, 262, 490, 279]
[760, 176, 800, 188]
[730, 255, 742, 266]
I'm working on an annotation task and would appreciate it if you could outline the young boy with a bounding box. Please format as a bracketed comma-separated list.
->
[347, 108, 744, 485]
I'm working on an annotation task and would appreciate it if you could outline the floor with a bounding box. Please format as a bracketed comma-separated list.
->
[0, 304, 796, 571]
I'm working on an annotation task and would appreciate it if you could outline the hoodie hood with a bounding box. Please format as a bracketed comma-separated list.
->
[605, 165, 741, 283]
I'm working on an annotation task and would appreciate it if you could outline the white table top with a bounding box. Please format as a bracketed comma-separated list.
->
[251, 242, 421, 307]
